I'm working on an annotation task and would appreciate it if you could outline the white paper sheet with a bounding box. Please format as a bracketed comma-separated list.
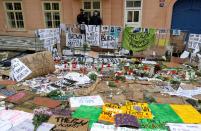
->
[180, 51, 190, 59]
[69, 95, 104, 108]
[166, 123, 201, 131]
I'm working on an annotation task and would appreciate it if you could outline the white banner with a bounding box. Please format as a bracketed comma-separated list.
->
[85, 25, 100, 46]
[11, 58, 32, 82]
[100, 34, 117, 49]
[66, 33, 84, 47]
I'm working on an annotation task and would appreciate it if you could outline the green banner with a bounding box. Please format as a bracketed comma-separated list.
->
[122, 27, 156, 52]
[139, 104, 183, 130]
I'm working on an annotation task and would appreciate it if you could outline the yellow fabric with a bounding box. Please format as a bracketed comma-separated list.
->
[170, 104, 201, 124]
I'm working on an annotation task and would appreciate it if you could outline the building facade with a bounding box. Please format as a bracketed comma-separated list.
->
[0, 0, 200, 37]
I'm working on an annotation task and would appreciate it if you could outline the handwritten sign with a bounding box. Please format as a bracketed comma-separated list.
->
[99, 103, 123, 123]
[48, 116, 88, 131]
[121, 101, 153, 119]
[66, 33, 84, 47]
[11, 58, 32, 82]
[188, 33, 201, 50]
[48, 109, 72, 116]
[9, 119, 55, 131]
[90, 123, 115, 131]
[100, 34, 117, 49]
[85, 25, 100, 46]
[69, 95, 104, 109]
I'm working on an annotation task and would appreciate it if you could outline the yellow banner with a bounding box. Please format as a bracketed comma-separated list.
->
[170, 104, 201, 124]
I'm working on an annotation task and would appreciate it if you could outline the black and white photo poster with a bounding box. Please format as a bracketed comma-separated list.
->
[188, 33, 201, 50]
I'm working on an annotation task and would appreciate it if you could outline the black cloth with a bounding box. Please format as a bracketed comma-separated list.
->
[89, 15, 102, 25]
[77, 13, 88, 24]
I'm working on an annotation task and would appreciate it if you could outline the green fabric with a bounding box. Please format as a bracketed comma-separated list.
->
[139, 104, 183, 130]
[122, 27, 156, 52]
[72, 105, 102, 128]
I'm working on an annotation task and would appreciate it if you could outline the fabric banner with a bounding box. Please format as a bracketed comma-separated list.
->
[85, 25, 100, 46]
[139, 104, 183, 130]
[170, 104, 201, 124]
[122, 27, 156, 52]
[66, 33, 84, 47]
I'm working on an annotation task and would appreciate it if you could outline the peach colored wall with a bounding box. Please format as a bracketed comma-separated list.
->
[0, 0, 178, 37]
[142, 0, 177, 29]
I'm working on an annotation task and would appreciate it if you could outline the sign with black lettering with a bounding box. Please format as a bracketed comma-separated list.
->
[85, 25, 100, 46]
[48, 116, 89, 131]
[66, 33, 84, 47]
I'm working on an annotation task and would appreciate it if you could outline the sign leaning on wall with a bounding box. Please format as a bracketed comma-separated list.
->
[66, 33, 84, 48]
[188, 33, 201, 51]
[85, 25, 100, 46]
[37, 28, 60, 51]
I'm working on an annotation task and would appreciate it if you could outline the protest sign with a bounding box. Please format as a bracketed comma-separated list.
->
[72, 105, 102, 128]
[115, 114, 139, 128]
[19, 51, 55, 80]
[100, 34, 117, 49]
[6, 91, 34, 104]
[11, 58, 32, 82]
[9, 119, 54, 131]
[121, 101, 153, 119]
[69, 95, 104, 109]
[170, 104, 201, 123]
[48, 109, 72, 116]
[48, 116, 88, 131]
[66, 33, 84, 47]
[188, 33, 201, 50]
[90, 123, 115, 131]
[33, 97, 61, 108]
[85, 25, 100, 46]
[99, 103, 123, 123]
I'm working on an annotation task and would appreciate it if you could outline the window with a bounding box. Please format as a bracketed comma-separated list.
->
[83, 0, 101, 19]
[43, 2, 61, 28]
[4, 1, 24, 29]
[125, 0, 142, 27]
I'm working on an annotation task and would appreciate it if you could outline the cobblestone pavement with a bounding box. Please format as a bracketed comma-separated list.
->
[0, 36, 44, 51]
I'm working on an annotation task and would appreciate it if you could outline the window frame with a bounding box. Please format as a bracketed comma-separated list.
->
[42, 1, 62, 28]
[124, 0, 143, 27]
[82, 0, 102, 18]
[3, 0, 25, 30]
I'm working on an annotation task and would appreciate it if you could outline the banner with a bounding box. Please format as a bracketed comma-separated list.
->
[155, 29, 169, 46]
[188, 33, 201, 50]
[85, 25, 100, 46]
[66, 33, 84, 47]
[122, 27, 156, 52]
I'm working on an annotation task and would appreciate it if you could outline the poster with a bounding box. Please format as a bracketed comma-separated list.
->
[188, 33, 201, 50]
[11, 58, 32, 82]
[122, 27, 156, 52]
[69, 95, 104, 108]
[66, 33, 84, 47]
[155, 29, 169, 46]
[85, 25, 100, 46]
[166, 123, 201, 131]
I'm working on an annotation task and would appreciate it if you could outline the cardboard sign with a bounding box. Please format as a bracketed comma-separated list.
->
[99, 103, 123, 123]
[85, 25, 100, 46]
[69, 95, 104, 109]
[170, 104, 201, 123]
[121, 101, 153, 119]
[9, 119, 55, 131]
[11, 58, 32, 82]
[6, 91, 34, 104]
[19, 51, 55, 80]
[188, 33, 201, 50]
[66, 33, 84, 47]
[48, 116, 88, 131]
[33, 97, 61, 108]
